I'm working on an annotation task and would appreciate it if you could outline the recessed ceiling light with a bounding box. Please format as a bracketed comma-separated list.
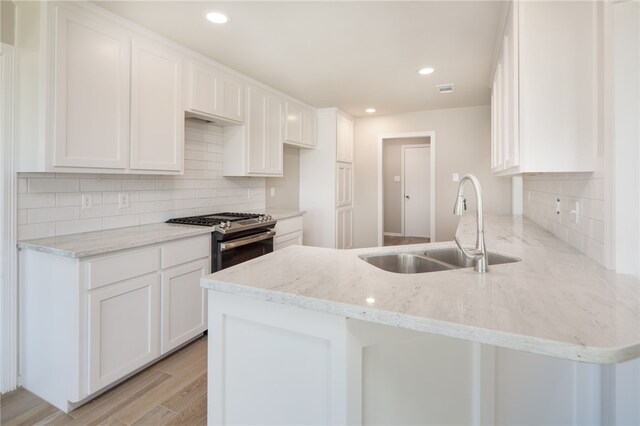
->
[365, 108, 376, 113]
[206, 12, 228, 24]
[418, 67, 435, 75]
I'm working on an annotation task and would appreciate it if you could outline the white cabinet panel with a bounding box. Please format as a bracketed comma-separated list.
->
[336, 207, 353, 250]
[130, 38, 183, 172]
[161, 235, 210, 269]
[302, 107, 317, 148]
[336, 162, 353, 207]
[491, 1, 599, 175]
[273, 216, 304, 251]
[87, 247, 159, 290]
[53, 6, 130, 169]
[284, 101, 303, 145]
[161, 259, 208, 354]
[336, 113, 353, 163]
[186, 61, 244, 124]
[224, 85, 283, 177]
[88, 273, 159, 393]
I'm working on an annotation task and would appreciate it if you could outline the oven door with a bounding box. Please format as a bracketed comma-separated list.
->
[214, 230, 275, 271]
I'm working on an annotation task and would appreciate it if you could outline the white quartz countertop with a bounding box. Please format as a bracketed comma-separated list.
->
[18, 223, 212, 258]
[202, 214, 640, 364]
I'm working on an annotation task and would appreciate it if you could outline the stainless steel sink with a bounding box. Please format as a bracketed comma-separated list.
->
[423, 247, 520, 268]
[360, 247, 520, 274]
[360, 253, 454, 274]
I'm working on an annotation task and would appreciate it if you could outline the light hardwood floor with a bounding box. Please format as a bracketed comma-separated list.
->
[384, 235, 430, 246]
[0, 335, 207, 426]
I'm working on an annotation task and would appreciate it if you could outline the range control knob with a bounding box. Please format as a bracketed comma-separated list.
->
[258, 215, 265, 222]
[266, 215, 272, 221]
[219, 221, 226, 228]
[226, 221, 232, 228]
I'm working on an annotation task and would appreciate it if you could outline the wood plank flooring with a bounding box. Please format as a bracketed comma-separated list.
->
[384, 235, 430, 246]
[0, 335, 207, 426]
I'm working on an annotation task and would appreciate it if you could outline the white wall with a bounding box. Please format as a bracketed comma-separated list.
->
[353, 105, 511, 247]
[17, 120, 266, 240]
[265, 146, 300, 210]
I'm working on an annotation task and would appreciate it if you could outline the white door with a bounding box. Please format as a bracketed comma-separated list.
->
[403, 146, 430, 238]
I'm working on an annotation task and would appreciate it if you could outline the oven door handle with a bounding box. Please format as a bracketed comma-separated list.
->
[219, 230, 276, 252]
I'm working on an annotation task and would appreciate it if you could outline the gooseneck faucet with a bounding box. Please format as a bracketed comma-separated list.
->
[453, 174, 488, 273]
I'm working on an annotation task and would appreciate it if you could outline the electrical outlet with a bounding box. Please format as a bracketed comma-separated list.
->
[270, 187, 276, 197]
[118, 192, 129, 208]
[81, 193, 92, 210]
[247, 189, 252, 199]
[452, 173, 459, 182]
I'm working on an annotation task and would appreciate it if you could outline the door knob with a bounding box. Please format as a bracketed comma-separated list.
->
[405, 195, 410, 199]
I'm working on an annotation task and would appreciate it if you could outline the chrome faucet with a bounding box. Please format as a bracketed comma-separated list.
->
[453, 174, 488, 273]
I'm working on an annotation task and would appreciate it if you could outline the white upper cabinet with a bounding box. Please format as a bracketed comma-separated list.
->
[336, 112, 354, 163]
[283, 101, 317, 149]
[17, 2, 185, 174]
[223, 85, 283, 177]
[491, 0, 600, 175]
[284, 101, 304, 145]
[185, 61, 244, 124]
[52, 6, 130, 170]
[130, 38, 183, 172]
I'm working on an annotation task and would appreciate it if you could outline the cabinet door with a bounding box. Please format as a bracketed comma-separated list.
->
[502, 4, 520, 169]
[284, 101, 303, 145]
[266, 94, 284, 175]
[218, 72, 244, 123]
[246, 86, 268, 174]
[336, 162, 353, 207]
[188, 62, 218, 117]
[187, 62, 243, 123]
[302, 107, 317, 148]
[161, 259, 209, 354]
[88, 274, 159, 393]
[130, 39, 183, 172]
[336, 114, 353, 163]
[336, 207, 353, 250]
[274, 231, 303, 251]
[53, 6, 130, 169]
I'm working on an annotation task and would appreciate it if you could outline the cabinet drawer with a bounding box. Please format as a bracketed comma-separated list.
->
[161, 235, 210, 269]
[274, 231, 303, 251]
[87, 247, 159, 290]
[274, 216, 303, 237]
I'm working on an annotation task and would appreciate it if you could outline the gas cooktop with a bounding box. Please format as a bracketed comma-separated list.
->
[166, 212, 276, 234]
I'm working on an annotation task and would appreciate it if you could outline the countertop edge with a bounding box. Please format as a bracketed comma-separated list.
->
[18, 227, 212, 258]
[201, 278, 640, 365]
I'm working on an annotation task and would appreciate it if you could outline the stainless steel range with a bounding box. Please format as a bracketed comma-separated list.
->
[167, 212, 277, 272]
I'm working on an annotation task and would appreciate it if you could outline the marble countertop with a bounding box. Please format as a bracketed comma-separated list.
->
[202, 214, 640, 364]
[18, 223, 212, 258]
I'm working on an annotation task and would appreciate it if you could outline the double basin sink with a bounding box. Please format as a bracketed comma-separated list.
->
[361, 246, 520, 274]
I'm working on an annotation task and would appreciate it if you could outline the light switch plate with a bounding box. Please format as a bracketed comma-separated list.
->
[394, 176, 400, 182]
[452, 173, 459, 182]
[270, 187, 276, 197]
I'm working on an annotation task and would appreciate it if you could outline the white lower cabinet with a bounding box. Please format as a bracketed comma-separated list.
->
[160, 259, 209, 353]
[209, 293, 611, 426]
[19, 234, 210, 412]
[274, 216, 304, 251]
[88, 274, 160, 394]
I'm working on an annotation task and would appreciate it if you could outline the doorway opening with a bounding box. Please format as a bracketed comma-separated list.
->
[377, 132, 436, 247]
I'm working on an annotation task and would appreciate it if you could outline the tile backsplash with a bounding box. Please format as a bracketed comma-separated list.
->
[523, 172, 605, 265]
[17, 120, 265, 240]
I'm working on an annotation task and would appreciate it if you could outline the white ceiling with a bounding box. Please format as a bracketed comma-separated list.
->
[93, 1, 505, 117]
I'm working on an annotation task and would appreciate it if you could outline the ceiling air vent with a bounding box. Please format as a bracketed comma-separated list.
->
[436, 83, 454, 94]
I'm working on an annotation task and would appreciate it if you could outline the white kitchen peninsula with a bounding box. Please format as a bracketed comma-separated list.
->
[202, 214, 640, 425]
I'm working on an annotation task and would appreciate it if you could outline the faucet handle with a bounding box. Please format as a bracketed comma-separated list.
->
[454, 235, 484, 260]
